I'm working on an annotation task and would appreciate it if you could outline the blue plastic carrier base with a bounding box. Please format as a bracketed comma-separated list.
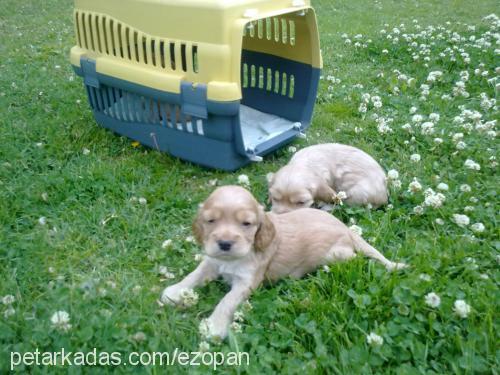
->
[74, 50, 320, 171]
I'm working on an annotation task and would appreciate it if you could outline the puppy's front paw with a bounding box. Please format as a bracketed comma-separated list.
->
[160, 285, 183, 306]
[199, 317, 229, 341]
[386, 262, 409, 271]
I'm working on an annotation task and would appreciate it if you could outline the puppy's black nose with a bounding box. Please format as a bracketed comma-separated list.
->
[218, 240, 233, 251]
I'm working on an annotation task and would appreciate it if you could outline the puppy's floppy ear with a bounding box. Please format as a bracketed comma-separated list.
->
[254, 208, 276, 251]
[192, 204, 204, 245]
[315, 182, 336, 202]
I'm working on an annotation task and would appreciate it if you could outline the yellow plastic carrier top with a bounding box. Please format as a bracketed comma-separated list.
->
[71, 0, 322, 170]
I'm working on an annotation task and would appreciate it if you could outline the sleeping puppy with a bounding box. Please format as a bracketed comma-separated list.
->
[268, 143, 389, 213]
[161, 186, 406, 340]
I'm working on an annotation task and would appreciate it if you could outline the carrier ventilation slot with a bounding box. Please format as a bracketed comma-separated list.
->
[86, 84, 205, 136]
[74, 10, 199, 73]
[242, 63, 295, 99]
[244, 17, 296, 46]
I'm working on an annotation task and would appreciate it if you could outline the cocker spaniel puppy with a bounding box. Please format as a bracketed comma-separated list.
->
[161, 186, 406, 340]
[268, 143, 389, 213]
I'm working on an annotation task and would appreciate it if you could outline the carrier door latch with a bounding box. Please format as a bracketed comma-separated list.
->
[80, 57, 100, 88]
[180, 82, 208, 119]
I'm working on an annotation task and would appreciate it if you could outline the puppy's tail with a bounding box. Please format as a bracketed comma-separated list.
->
[349, 231, 407, 271]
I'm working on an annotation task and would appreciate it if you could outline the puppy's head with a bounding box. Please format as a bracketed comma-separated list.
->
[193, 186, 275, 259]
[268, 165, 332, 214]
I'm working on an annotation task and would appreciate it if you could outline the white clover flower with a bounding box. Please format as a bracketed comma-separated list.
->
[421, 122, 435, 135]
[51, 311, 72, 331]
[424, 292, 441, 308]
[199, 319, 212, 338]
[376, 117, 393, 134]
[332, 191, 348, 205]
[412, 114, 424, 123]
[460, 184, 471, 192]
[185, 235, 196, 243]
[2, 295, 15, 305]
[427, 71, 443, 82]
[233, 311, 245, 322]
[452, 133, 464, 143]
[408, 178, 422, 193]
[470, 223, 485, 233]
[242, 300, 253, 311]
[179, 288, 199, 307]
[464, 206, 475, 212]
[158, 266, 175, 279]
[401, 123, 412, 132]
[288, 146, 297, 153]
[434, 138, 443, 144]
[453, 300, 471, 318]
[410, 154, 421, 162]
[437, 183, 449, 191]
[349, 225, 363, 236]
[391, 179, 402, 189]
[464, 159, 480, 170]
[161, 239, 173, 249]
[435, 218, 445, 225]
[387, 170, 399, 180]
[194, 253, 204, 262]
[199, 341, 210, 352]
[486, 130, 497, 139]
[429, 113, 440, 122]
[238, 174, 250, 187]
[456, 141, 467, 150]
[452, 214, 470, 227]
[138, 197, 147, 205]
[409, 106, 418, 114]
[419, 273, 432, 281]
[366, 332, 384, 347]
[423, 188, 446, 208]
[230, 322, 242, 333]
[4, 305, 15, 318]
[323, 265, 331, 273]
[413, 205, 424, 215]
[38, 217, 47, 225]
[132, 332, 147, 342]
[82, 148, 90, 155]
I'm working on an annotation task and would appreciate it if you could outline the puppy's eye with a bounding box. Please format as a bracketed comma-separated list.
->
[296, 201, 306, 205]
[206, 219, 216, 224]
[242, 221, 252, 227]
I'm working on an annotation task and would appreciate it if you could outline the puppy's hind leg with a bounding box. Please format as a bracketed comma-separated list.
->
[349, 232, 407, 271]
[345, 182, 388, 208]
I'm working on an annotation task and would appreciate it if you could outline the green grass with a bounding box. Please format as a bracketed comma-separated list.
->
[1, 0, 499, 373]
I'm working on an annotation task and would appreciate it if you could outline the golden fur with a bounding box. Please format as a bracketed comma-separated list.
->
[268, 143, 389, 213]
[161, 186, 406, 339]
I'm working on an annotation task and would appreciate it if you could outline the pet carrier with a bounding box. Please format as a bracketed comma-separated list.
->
[71, 0, 322, 170]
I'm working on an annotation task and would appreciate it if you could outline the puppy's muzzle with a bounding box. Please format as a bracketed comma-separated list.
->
[217, 240, 234, 252]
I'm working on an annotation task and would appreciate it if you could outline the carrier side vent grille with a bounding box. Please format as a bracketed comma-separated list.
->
[244, 17, 296, 46]
[75, 11, 199, 74]
[242, 63, 295, 99]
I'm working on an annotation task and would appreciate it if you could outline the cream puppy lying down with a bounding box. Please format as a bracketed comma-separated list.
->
[161, 186, 406, 340]
[268, 143, 388, 213]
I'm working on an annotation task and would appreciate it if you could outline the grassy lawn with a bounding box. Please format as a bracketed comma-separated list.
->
[1, 0, 498, 373]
